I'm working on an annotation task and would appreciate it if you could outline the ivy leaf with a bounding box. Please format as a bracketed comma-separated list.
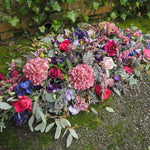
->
[52, 1, 61, 11]
[45, 122, 55, 133]
[106, 107, 115, 113]
[38, 25, 46, 33]
[67, 133, 73, 148]
[66, 0, 75, 4]
[8, 16, 19, 27]
[121, 13, 127, 20]
[136, 1, 140, 9]
[69, 128, 78, 139]
[0, 102, 12, 110]
[67, 10, 77, 23]
[110, 11, 117, 20]
[51, 20, 62, 32]
[92, 1, 100, 10]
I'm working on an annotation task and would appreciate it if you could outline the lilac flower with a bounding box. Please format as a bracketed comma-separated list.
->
[51, 57, 57, 64]
[73, 39, 80, 47]
[126, 33, 132, 39]
[46, 84, 62, 93]
[114, 75, 121, 82]
[68, 106, 80, 115]
[65, 90, 74, 101]
[13, 110, 28, 125]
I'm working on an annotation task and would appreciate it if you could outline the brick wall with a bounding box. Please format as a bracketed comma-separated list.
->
[0, 0, 113, 40]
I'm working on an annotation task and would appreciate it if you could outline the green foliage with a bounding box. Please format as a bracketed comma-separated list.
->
[2, 0, 150, 33]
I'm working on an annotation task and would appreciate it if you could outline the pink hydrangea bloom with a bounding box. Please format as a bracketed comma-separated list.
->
[74, 96, 88, 111]
[104, 40, 117, 56]
[105, 78, 114, 87]
[23, 57, 49, 85]
[68, 64, 95, 90]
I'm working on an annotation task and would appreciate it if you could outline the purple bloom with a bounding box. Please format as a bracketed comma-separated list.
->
[67, 37, 72, 43]
[126, 33, 132, 39]
[114, 75, 121, 82]
[75, 27, 88, 39]
[68, 106, 80, 115]
[128, 51, 136, 56]
[59, 55, 65, 64]
[14, 80, 33, 96]
[13, 110, 28, 124]
[51, 57, 57, 64]
[146, 41, 150, 49]
[65, 90, 74, 101]
[46, 84, 62, 93]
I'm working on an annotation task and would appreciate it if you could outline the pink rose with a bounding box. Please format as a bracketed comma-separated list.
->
[123, 66, 133, 74]
[10, 70, 19, 78]
[94, 84, 111, 100]
[102, 57, 116, 70]
[59, 40, 70, 52]
[12, 96, 32, 113]
[133, 31, 141, 37]
[143, 49, 150, 59]
[48, 66, 62, 78]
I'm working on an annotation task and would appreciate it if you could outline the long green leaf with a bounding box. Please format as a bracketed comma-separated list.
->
[67, 133, 73, 148]
[28, 115, 35, 132]
[45, 122, 55, 133]
[69, 128, 78, 139]
[0, 102, 12, 110]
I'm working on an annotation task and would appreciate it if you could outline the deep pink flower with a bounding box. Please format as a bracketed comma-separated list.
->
[94, 84, 111, 100]
[68, 64, 95, 90]
[12, 96, 32, 113]
[123, 66, 133, 74]
[143, 49, 150, 59]
[48, 66, 62, 78]
[104, 40, 117, 56]
[0, 73, 5, 81]
[23, 57, 49, 85]
[59, 40, 70, 52]
[10, 70, 19, 78]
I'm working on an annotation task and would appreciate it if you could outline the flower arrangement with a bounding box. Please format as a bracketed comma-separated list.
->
[0, 22, 150, 147]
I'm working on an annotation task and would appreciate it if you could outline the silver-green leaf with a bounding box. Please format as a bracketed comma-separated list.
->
[67, 133, 73, 148]
[90, 107, 98, 115]
[106, 107, 115, 113]
[0, 102, 12, 110]
[54, 125, 62, 139]
[69, 128, 78, 139]
[28, 115, 35, 132]
[45, 122, 55, 133]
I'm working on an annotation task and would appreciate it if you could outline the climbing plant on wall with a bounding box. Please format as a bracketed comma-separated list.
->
[1, 0, 150, 32]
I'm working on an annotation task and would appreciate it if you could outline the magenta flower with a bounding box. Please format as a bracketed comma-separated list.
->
[104, 40, 117, 56]
[0, 73, 5, 81]
[68, 63, 95, 90]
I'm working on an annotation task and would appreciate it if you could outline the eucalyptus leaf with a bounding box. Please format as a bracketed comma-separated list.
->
[0, 102, 12, 110]
[38, 109, 46, 123]
[35, 122, 45, 132]
[69, 128, 78, 139]
[48, 49, 54, 57]
[106, 107, 115, 113]
[67, 133, 73, 148]
[57, 37, 65, 42]
[62, 128, 69, 139]
[45, 93, 55, 102]
[113, 87, 121, 96]
[41, 37, 52, 43]
[28, 115, 35, 132]
[45, 122, 55, 133]
[54, 124, 62, 139]
[90, 107, 98, 115]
